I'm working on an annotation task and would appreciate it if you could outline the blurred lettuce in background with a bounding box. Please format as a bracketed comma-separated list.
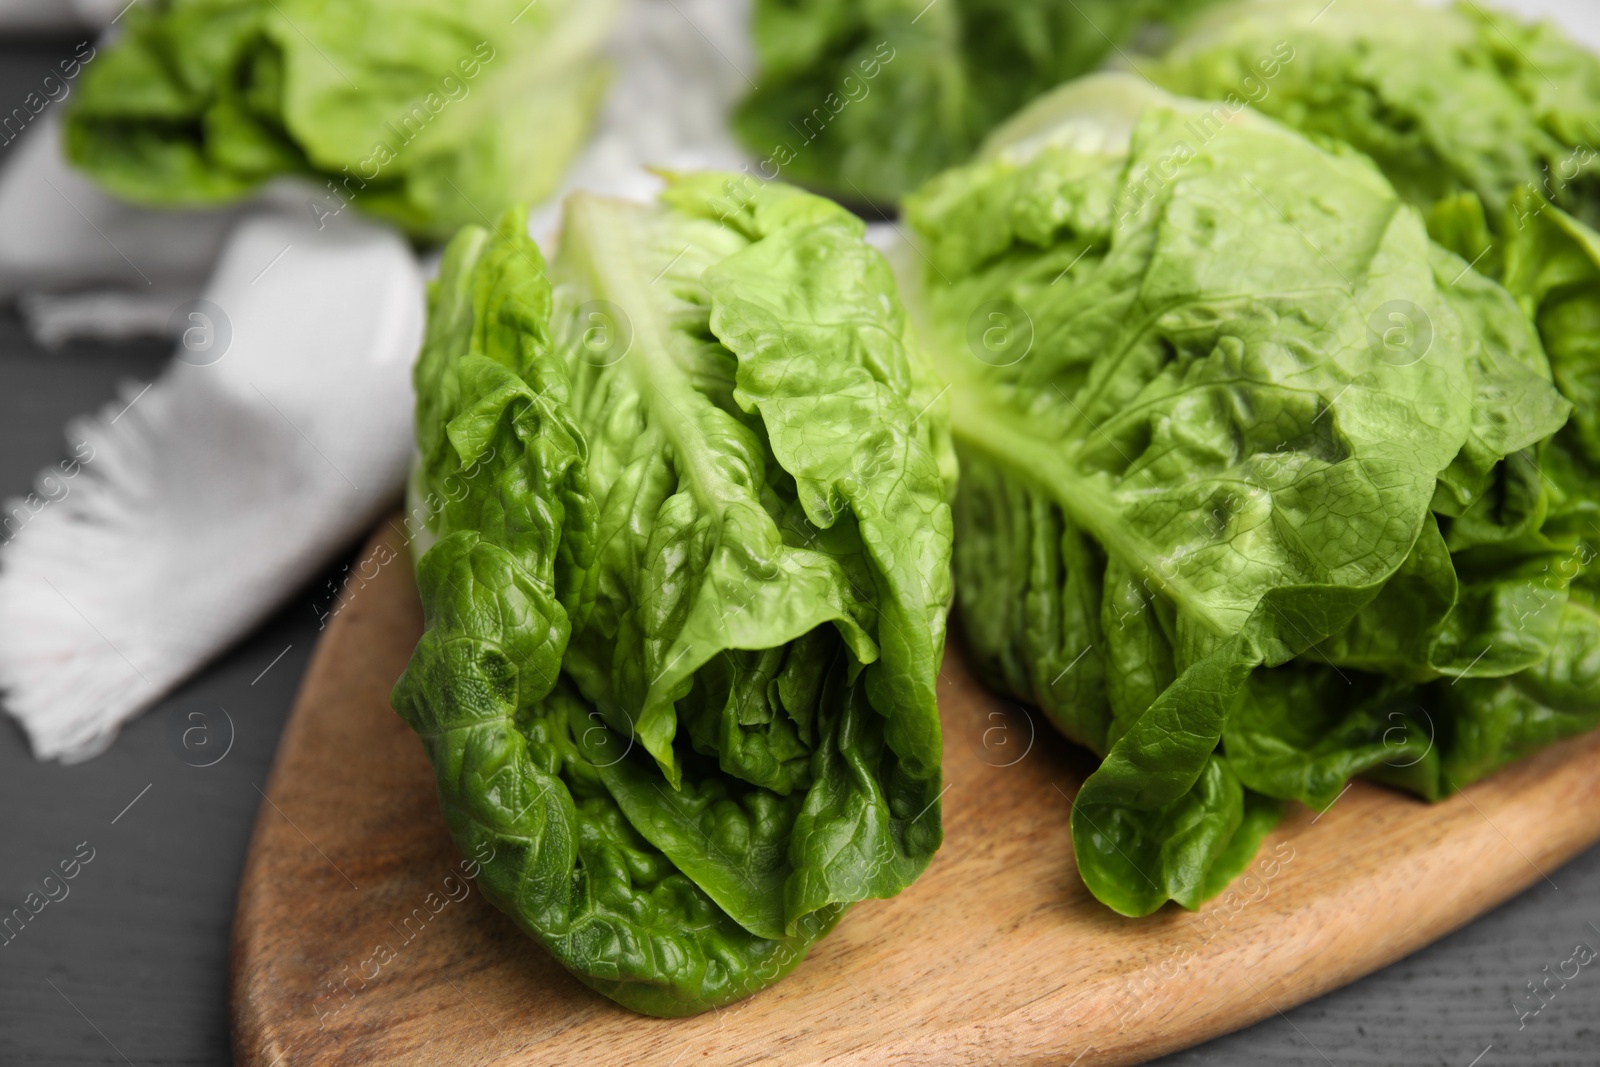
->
[1151, 0, 1600, 241]
[63, 0, 621, 238]
[734, 0, 1229, 206]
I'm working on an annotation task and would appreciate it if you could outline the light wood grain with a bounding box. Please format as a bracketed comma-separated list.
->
[229, 519, 1600, 1066]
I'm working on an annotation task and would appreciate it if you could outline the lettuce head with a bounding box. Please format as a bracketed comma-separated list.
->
[898, 73, 1598, 916]
[391, 175, 954, 1013]
[65, 0, 621, 238]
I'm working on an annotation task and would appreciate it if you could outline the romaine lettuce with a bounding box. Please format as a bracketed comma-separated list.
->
[900, 73, 1594, 916]
[391, 175, 954, 1013]
[64, 0, 620, 237]
[734, 0, 1230, 206]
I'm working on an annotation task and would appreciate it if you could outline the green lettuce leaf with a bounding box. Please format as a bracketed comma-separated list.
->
[734, 0, 1231, 206]
[65, 0, 619, 237]
[1504, 193, 1600, 466]
[1228, 587, 1600, 808]
[393, 177, 953, 1014]
[1435, 592, 1600, 790]
[1310, 243, 1573, 683]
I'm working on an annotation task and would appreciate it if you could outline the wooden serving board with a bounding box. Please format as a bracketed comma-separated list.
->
[230, 520, 1600, 1066]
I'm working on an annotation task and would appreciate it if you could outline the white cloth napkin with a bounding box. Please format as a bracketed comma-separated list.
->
[0, 206, 422, 761]
[0, 0, 754, 761]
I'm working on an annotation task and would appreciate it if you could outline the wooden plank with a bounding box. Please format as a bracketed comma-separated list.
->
[230, 518, 1600, 1066]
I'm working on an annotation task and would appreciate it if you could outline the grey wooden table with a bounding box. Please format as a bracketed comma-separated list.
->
[0, 34, 1598, 1067]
